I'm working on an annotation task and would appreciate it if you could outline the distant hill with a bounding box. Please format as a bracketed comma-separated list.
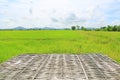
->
[13, 26, 26, 30]
[29, 27, 41, 30]
[0, 26, 65, 30]
[28, 27, 57, 30]
[42, 27, 57, 30]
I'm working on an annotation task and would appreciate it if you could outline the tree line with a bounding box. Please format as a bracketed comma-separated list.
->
[96, 25, 120, 31]
[71, 25, 120, 31]
[71, 25, 87, 30]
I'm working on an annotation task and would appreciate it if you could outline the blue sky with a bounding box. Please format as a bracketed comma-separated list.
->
[0, 0, 120, 29]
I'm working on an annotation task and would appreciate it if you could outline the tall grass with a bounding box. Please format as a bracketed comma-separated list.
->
[0, 30, 120, 63]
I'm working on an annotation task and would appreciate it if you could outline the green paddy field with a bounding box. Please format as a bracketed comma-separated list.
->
[0, 30, 120, 63]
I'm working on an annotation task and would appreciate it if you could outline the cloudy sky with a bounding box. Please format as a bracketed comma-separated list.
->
[0, 0, 120, 28]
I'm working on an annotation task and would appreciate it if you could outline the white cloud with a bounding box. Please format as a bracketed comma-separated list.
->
[0, 0, 120, 28]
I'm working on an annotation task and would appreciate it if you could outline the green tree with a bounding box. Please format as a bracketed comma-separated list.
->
[107, 25, 112, 31]
[81, 26, 85, 30]
[81, 26, 88, 31]
[112, 25, 117, 31]
[101, 27, 107, 31]
[71, 26, 76, 30]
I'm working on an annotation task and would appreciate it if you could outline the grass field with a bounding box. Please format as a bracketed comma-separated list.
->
[0, 30, 120, 63]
